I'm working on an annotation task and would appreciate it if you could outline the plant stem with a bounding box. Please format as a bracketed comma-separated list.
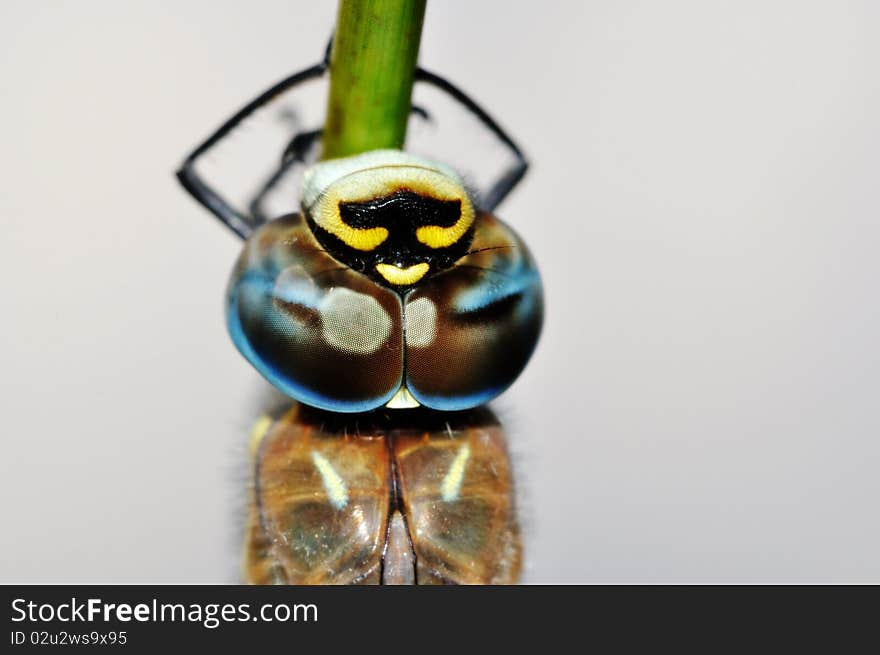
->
[322, 0, 427, 160]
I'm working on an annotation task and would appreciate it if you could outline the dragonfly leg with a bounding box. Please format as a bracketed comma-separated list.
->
[176, 63, 328, 239]
[247, 128, 323, 224]
[415, 67, 529, 211]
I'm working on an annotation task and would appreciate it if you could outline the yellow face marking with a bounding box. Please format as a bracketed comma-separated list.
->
[331, 225, 389, 251]
[375, 262, 430, 286]
[310, 451, 349, 510]
[303, 150, 474, 253]
[416, 215, 473, 249]
[440, 443, 471, 502]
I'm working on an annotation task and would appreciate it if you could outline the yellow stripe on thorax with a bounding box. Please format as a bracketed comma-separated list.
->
[440, 443, 471, 502]
[248, 414, 274, 458]
[310, 451, 349, 510]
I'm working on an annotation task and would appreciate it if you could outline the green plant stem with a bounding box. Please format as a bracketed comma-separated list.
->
[322, 0, 427, 160]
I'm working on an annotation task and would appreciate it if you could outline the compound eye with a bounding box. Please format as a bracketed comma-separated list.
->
[403, 213, 543, 411]
[227, 215, 404, 412]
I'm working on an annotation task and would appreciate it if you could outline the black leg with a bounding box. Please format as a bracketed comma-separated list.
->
[178, 51, 526, 237]
[248, 128, 323, 224]
[415, 68, 528, 212]
[244, 103, 432, 224]
[176, 62, 327, 239]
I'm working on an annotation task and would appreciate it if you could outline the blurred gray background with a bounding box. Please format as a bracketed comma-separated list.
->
[2, 1, 878, 583]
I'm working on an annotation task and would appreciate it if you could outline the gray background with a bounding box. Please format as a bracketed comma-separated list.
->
[2, 1, 878, 583]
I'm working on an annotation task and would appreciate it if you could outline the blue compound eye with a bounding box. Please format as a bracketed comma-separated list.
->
[227, 213, 405, 412]
[226, 151, 543, 413]
[402, 212, 543, 411]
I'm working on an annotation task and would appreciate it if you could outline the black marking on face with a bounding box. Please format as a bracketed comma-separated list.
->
[339, 190, 462, 231]
[306, 191, 476, 293]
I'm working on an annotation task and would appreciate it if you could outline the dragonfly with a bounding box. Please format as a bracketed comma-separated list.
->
[177, 43, 543, 584]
